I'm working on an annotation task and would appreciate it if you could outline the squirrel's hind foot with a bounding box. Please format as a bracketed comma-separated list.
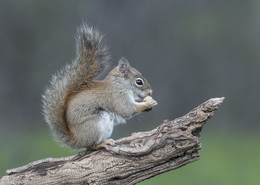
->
[96, 139, 116, 148]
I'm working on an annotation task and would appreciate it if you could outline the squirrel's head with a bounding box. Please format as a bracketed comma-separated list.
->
[114, 57, 153, 102]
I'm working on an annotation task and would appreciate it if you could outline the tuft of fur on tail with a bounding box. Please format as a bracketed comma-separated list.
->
[42, 23, 110, 147]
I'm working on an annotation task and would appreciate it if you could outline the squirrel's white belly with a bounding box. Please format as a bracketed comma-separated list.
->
[98, 111, 125, 142]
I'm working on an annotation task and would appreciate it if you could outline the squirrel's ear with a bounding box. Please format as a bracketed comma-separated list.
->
[118, 57, 130, 76]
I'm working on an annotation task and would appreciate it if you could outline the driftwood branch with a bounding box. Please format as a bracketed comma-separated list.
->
[0, 97, 224, 185]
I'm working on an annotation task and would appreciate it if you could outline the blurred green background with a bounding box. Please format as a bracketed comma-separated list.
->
[0, 0, 260, 184]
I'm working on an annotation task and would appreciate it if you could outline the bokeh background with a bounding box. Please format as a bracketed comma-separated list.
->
[1, 0, 260, 184]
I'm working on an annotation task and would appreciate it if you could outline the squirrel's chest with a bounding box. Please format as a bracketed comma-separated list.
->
[109, 112, 126, 126]
[98, 111, 125, 141]
[100, 111, 125, 126]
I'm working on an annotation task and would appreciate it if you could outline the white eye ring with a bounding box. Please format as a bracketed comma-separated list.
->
[135, 78, 144, 86]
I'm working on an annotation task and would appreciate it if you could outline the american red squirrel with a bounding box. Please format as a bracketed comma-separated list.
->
[42, 23, 158, 149]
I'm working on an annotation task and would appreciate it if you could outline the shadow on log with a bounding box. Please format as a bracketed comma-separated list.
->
[0, 97, 224, 185]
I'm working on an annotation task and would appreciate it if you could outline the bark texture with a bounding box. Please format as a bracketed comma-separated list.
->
[0, 97, 224, 185]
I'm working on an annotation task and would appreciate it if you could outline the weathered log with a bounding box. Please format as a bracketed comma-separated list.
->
[0, 97, 224, 185]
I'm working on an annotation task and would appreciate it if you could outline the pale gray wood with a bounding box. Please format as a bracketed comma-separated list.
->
[0, 97, 224, 185]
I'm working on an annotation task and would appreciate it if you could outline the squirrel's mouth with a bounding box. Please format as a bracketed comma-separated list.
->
[136, 95, 145, 102]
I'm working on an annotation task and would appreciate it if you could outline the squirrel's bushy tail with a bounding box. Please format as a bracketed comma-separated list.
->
[42, 23, 110, 147]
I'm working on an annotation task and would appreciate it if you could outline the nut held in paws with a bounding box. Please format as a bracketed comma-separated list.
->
[144, 96, 153, 102]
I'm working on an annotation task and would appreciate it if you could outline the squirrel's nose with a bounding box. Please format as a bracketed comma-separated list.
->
[147, 89, 152, 96]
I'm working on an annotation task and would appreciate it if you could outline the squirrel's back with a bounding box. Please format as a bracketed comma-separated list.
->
[42, 23, 110, 147]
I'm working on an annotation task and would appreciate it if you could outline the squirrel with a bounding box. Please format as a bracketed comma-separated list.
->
[42, 23, 158, 149]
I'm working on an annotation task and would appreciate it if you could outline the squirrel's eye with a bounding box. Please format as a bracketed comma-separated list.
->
[135, 78, 144, 86]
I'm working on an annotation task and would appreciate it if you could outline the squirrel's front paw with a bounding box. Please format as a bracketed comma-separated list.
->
[142, 96, 158, 111]
[145, 99, 158, 109]
[144, 96, 157, 106]
[134, 97, 158, 113]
